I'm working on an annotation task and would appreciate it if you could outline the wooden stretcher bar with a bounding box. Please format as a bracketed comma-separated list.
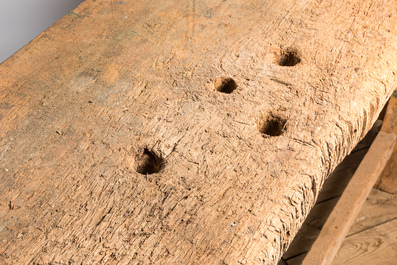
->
[375, 91, 397, 194]
[301, 130, 396, 265]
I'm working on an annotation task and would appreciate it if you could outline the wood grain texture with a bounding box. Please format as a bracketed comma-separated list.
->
[331, 218, 397, 265]
[284, 189, 397, 265]
[283, 121, 382, 261]
[282, 197, 339, 260]
[350, 188, 397, 235]
[0, 0, 397, 264]
[376, 90, 397, 193]
[316, 149, 368, 203]
[301, 131, 396, 265]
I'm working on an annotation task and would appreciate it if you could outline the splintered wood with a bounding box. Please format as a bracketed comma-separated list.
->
[0, 0, 396, 264]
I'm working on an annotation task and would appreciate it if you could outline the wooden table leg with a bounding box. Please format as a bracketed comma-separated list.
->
[301, 131, 396, 265]
[375, 90, 397, 194]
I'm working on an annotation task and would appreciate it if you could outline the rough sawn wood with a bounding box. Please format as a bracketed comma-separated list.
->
[375, 90, 397, 194]
[0, 0, 397, 264]
[301, 131, 396, 265]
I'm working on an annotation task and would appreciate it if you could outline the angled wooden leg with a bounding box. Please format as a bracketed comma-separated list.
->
[301, 131, 396, 265]
[375, 91, 397, 194]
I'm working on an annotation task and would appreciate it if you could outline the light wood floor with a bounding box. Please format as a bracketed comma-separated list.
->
[280, 121, 397, 265]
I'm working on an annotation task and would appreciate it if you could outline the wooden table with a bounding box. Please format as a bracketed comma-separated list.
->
[1, 0, 396, 264]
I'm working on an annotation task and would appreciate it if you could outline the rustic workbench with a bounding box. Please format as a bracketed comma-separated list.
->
[1, 0, 396, 264]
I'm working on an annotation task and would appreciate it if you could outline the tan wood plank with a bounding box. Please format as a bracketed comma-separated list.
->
[331, 218, 397, 265]
[376, 91, 397, 193]
[282, 197, 339, 260]
[284, 188, 397, 265]
[317, 149, 368, 203]
[284, 188, 397, 264]
[283, 121, 381, 260]
[349, 188, 397, 235]
[1, 1, 397, 264]
[317, 120, 381, 204]
[349, 120, 382, 154]
[301, 131, 396, 265]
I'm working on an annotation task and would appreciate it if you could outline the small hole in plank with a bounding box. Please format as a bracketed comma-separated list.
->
[258, 114, 287, 137]
[213, 77, 237, 93]
[135, 148, 163, 174]
[277, 48, 301, 67]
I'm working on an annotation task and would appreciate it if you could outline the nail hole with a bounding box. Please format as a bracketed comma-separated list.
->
[277, 48, 301, 67]
[213, 77, 237, 93]
[258, 114, 287, 137]
[135, 148, 163, 175]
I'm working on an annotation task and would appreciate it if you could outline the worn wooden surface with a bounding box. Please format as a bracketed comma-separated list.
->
[376, 90, 397, 193]
[349, 188, 397, 235]
[1, 0, 397, 264]
[286, 188, 397, 265]
[331, 189, 397, 265]
[301, 131, 396, 265]
[284, 122, 397, 265]
[281, 121, 382, 263]
[332, 218, 397, 265]
[282, 149, 365, 260]
[333, 181, 397, 265]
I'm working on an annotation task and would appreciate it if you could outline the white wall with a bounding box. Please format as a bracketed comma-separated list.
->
[0, 0, 85, 63]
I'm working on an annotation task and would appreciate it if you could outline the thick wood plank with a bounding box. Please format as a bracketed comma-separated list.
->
[301, 131, 396, 265]
[1, 1, 397, 264]
[317, 149, 369, 203]
[349, 120, 382, 155]
[331, 218, 397, 265]
[376, 90, 397, 193]
[282, 197, 339, 260]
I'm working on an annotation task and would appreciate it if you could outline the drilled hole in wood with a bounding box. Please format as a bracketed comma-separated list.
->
[258, 115, 287, 137]
[135, 148, 163, 174]
[214, 77, 237, 93]
[278, 49, 301, 66]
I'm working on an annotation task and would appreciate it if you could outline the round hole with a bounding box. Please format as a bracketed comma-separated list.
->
[213, 77, 237, 93]
[258, 115, 287, 137]
[135, 148, 163, 174]
[277, 48, 301, 67]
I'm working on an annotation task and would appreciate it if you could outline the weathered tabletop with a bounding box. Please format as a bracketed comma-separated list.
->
[0, 0, 396, 264]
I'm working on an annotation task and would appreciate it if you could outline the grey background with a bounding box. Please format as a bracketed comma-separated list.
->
[0, 0, 84, 63]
